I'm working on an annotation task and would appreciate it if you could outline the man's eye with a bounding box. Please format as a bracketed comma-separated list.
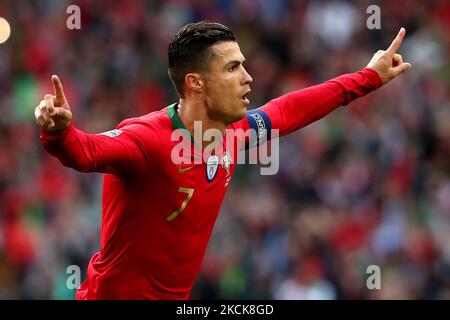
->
[228, 65, 237, 72]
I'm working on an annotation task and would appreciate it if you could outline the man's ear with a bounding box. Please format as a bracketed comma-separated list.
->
[185, 73, 204, 94]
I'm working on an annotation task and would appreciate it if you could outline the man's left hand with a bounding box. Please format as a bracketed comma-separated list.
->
[367, 27, 412, 85]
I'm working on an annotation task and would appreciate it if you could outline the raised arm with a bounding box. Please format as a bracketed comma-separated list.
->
[35, 76, 149, 175]
[245, 28, 412, 138]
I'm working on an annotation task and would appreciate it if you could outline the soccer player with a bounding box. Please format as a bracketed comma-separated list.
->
[35, 22, 411, 299]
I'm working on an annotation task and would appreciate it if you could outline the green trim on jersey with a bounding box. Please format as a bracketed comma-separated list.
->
[167, 103, 195, 144]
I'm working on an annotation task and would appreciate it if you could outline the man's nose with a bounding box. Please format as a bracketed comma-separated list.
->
[243, 68, 253, 84]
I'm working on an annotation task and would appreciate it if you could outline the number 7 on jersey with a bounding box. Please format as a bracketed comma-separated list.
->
[166, 187, 194, 222]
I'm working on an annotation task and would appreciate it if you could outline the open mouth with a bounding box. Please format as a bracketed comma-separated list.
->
[241, 91, 250, 104]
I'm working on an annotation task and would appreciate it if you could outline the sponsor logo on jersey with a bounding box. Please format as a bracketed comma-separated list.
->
[206, 155, 219, 182]
[100, 129, 122, 137]
[178, 164, 195, 174]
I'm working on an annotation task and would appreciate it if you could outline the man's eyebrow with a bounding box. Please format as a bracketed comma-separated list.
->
[225, 59, 246, 67]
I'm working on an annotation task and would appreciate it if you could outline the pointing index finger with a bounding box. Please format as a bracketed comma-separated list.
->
[386, 27, 406, 55]
[52, 74, 66, 102]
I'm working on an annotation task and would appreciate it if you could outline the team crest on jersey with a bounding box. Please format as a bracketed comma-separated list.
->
[100, 129, 122, 137]
[206, 155, 219, 182]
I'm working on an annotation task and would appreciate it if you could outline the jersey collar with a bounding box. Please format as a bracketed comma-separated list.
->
[167, 103, 195, 145]
[166, 103, 226, 158]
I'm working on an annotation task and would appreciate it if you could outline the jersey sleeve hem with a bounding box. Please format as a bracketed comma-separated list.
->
[362, 67, 383, 89]
[40, 123, 74, 141]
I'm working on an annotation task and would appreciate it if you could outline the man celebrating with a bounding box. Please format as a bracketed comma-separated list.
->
[35, 22, 411, 299]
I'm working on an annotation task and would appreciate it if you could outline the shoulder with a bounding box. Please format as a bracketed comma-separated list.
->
[108, 107, 173, 151]
[111, 107, 174, 163]
[116, 107, 172, 131]
[228, 108, 272, 131]
[114, 107, 173, 145]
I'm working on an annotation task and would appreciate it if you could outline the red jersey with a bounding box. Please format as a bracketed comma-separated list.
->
[40, 68, 381, 299]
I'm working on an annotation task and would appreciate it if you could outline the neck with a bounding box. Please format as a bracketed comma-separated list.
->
[177, 98, 227, 150]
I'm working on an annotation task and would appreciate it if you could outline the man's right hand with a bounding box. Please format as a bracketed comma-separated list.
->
[35, 75, 72, 131]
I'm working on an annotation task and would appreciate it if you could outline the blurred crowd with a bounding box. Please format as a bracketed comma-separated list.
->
[0, 0, 449, 299]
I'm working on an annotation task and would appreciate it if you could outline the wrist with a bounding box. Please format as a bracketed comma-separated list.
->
[40, 123, 73, 141]
[362, 67, 383, 88]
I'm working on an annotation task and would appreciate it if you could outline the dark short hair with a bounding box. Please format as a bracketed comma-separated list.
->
[168, 21, 236, 98]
